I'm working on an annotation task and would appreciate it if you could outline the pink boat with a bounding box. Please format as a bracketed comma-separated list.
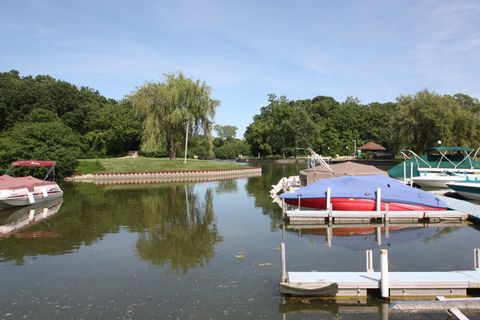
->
[0, 161, 63, 209]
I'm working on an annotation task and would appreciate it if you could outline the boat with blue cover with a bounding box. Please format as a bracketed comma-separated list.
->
[279, 175, 448, 211]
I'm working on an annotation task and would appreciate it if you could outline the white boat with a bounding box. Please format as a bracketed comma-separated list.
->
[446, 180, 480, 200]
[389, 146, 480, 188]
[0, 160, 63, 210]
[412, 171, 474, 188]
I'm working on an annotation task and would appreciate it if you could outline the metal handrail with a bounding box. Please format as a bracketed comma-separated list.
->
[307, 148, 333, 173]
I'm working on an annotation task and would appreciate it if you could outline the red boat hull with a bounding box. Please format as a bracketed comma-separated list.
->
[284, 197, 447, 211]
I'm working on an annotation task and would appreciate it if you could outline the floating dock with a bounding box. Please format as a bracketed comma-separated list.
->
[281, 188, 480, 224]
[280, 246, 480, 299]
[285, 209, 468, 224]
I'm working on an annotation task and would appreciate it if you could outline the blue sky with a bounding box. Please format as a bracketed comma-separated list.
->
[1, 0, 479, 136]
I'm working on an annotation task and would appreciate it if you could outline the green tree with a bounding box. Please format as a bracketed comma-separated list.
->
[0, 121, 85, 177]
[214, 124, 237, 144]
[391, 90, 480, 152]
[130, 72, 219, 159]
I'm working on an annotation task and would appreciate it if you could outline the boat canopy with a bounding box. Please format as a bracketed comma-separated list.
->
[0, 175, 53, 191]
[280, 175, 448, 209]
[11, 160, 56, 167]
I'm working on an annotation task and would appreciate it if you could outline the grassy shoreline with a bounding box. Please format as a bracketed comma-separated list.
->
[75, 157, 247, 175]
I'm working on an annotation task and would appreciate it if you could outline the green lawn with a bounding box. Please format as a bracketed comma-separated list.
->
[75, 157, 247, 175]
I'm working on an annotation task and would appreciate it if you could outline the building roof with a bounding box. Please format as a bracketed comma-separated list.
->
[357, 142, 386, 151]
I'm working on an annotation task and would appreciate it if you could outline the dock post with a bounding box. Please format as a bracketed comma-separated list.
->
[282, 198, 285, 216]
[376, 188, 382, 212]
[327, 226, 332, 247]
[366, 250, 374, 272]
[380, 249, 389, 298]
[281, 243, 287, 282]
[403, 161, 407, 184]
[385, 203, 390, 239]
[475, 248, 480, 271]
[326, 187, 331, 210]
[376, 226, 382, 245]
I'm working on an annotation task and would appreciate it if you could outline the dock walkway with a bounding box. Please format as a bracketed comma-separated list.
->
[282, 270, 480, 297]
[280, 247, 480, 299]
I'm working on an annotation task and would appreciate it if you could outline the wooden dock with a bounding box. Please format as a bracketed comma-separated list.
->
[280, 246, 480, 299]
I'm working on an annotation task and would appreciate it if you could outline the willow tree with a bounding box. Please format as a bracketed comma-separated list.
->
[390, 90, 480, 153]
[130, 72, 219, 159]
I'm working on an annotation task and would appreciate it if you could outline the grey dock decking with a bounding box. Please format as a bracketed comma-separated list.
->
[285, 209, 468, 224]
[281, 270, 480, 297]
[435, 194, 480, 222]
[280, 246, 480, 299]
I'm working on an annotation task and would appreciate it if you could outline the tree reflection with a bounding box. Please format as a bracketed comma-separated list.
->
[215, 179, 238, 193]
[0, 183, 222, 272]
[135, 185, 221, 273]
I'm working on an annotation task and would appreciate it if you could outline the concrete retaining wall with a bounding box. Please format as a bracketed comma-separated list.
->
[65, 167, 262, 185]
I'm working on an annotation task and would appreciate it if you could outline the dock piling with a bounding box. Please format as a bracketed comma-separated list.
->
[326, 187, 331, 210]
[475, 248, 480, 271]
[366, 250, 374, 272]
[281, 242, 287, 282]
[376, 188, 382, 212]
[381, 249, 389, 298]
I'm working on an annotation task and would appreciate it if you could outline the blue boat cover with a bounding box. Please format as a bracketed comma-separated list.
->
[280, 175, 448, 209]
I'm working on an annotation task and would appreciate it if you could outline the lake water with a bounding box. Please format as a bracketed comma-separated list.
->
[1, 163, 480, 319]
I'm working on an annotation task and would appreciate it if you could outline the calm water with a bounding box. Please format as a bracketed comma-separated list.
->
[1, 163, 480, 319]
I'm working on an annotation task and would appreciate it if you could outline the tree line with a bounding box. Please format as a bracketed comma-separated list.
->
[245, 91, 480, 158]
[1, 69, 479, 177]
[0, 70, 245, 176]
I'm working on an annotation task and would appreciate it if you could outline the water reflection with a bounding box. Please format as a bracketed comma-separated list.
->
[279, 298, 452, 320]
[0, 183, 222, 272]
[245, 163, 307, 231]
[0, 200, 62, 238]
[285, 223, 465, 251]
[0, 200, 63, 264]
[215, 179, 238, 193]
[135, 185, 222, 273]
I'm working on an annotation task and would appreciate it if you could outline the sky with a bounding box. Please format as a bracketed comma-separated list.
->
[1, 0, 480, 137]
